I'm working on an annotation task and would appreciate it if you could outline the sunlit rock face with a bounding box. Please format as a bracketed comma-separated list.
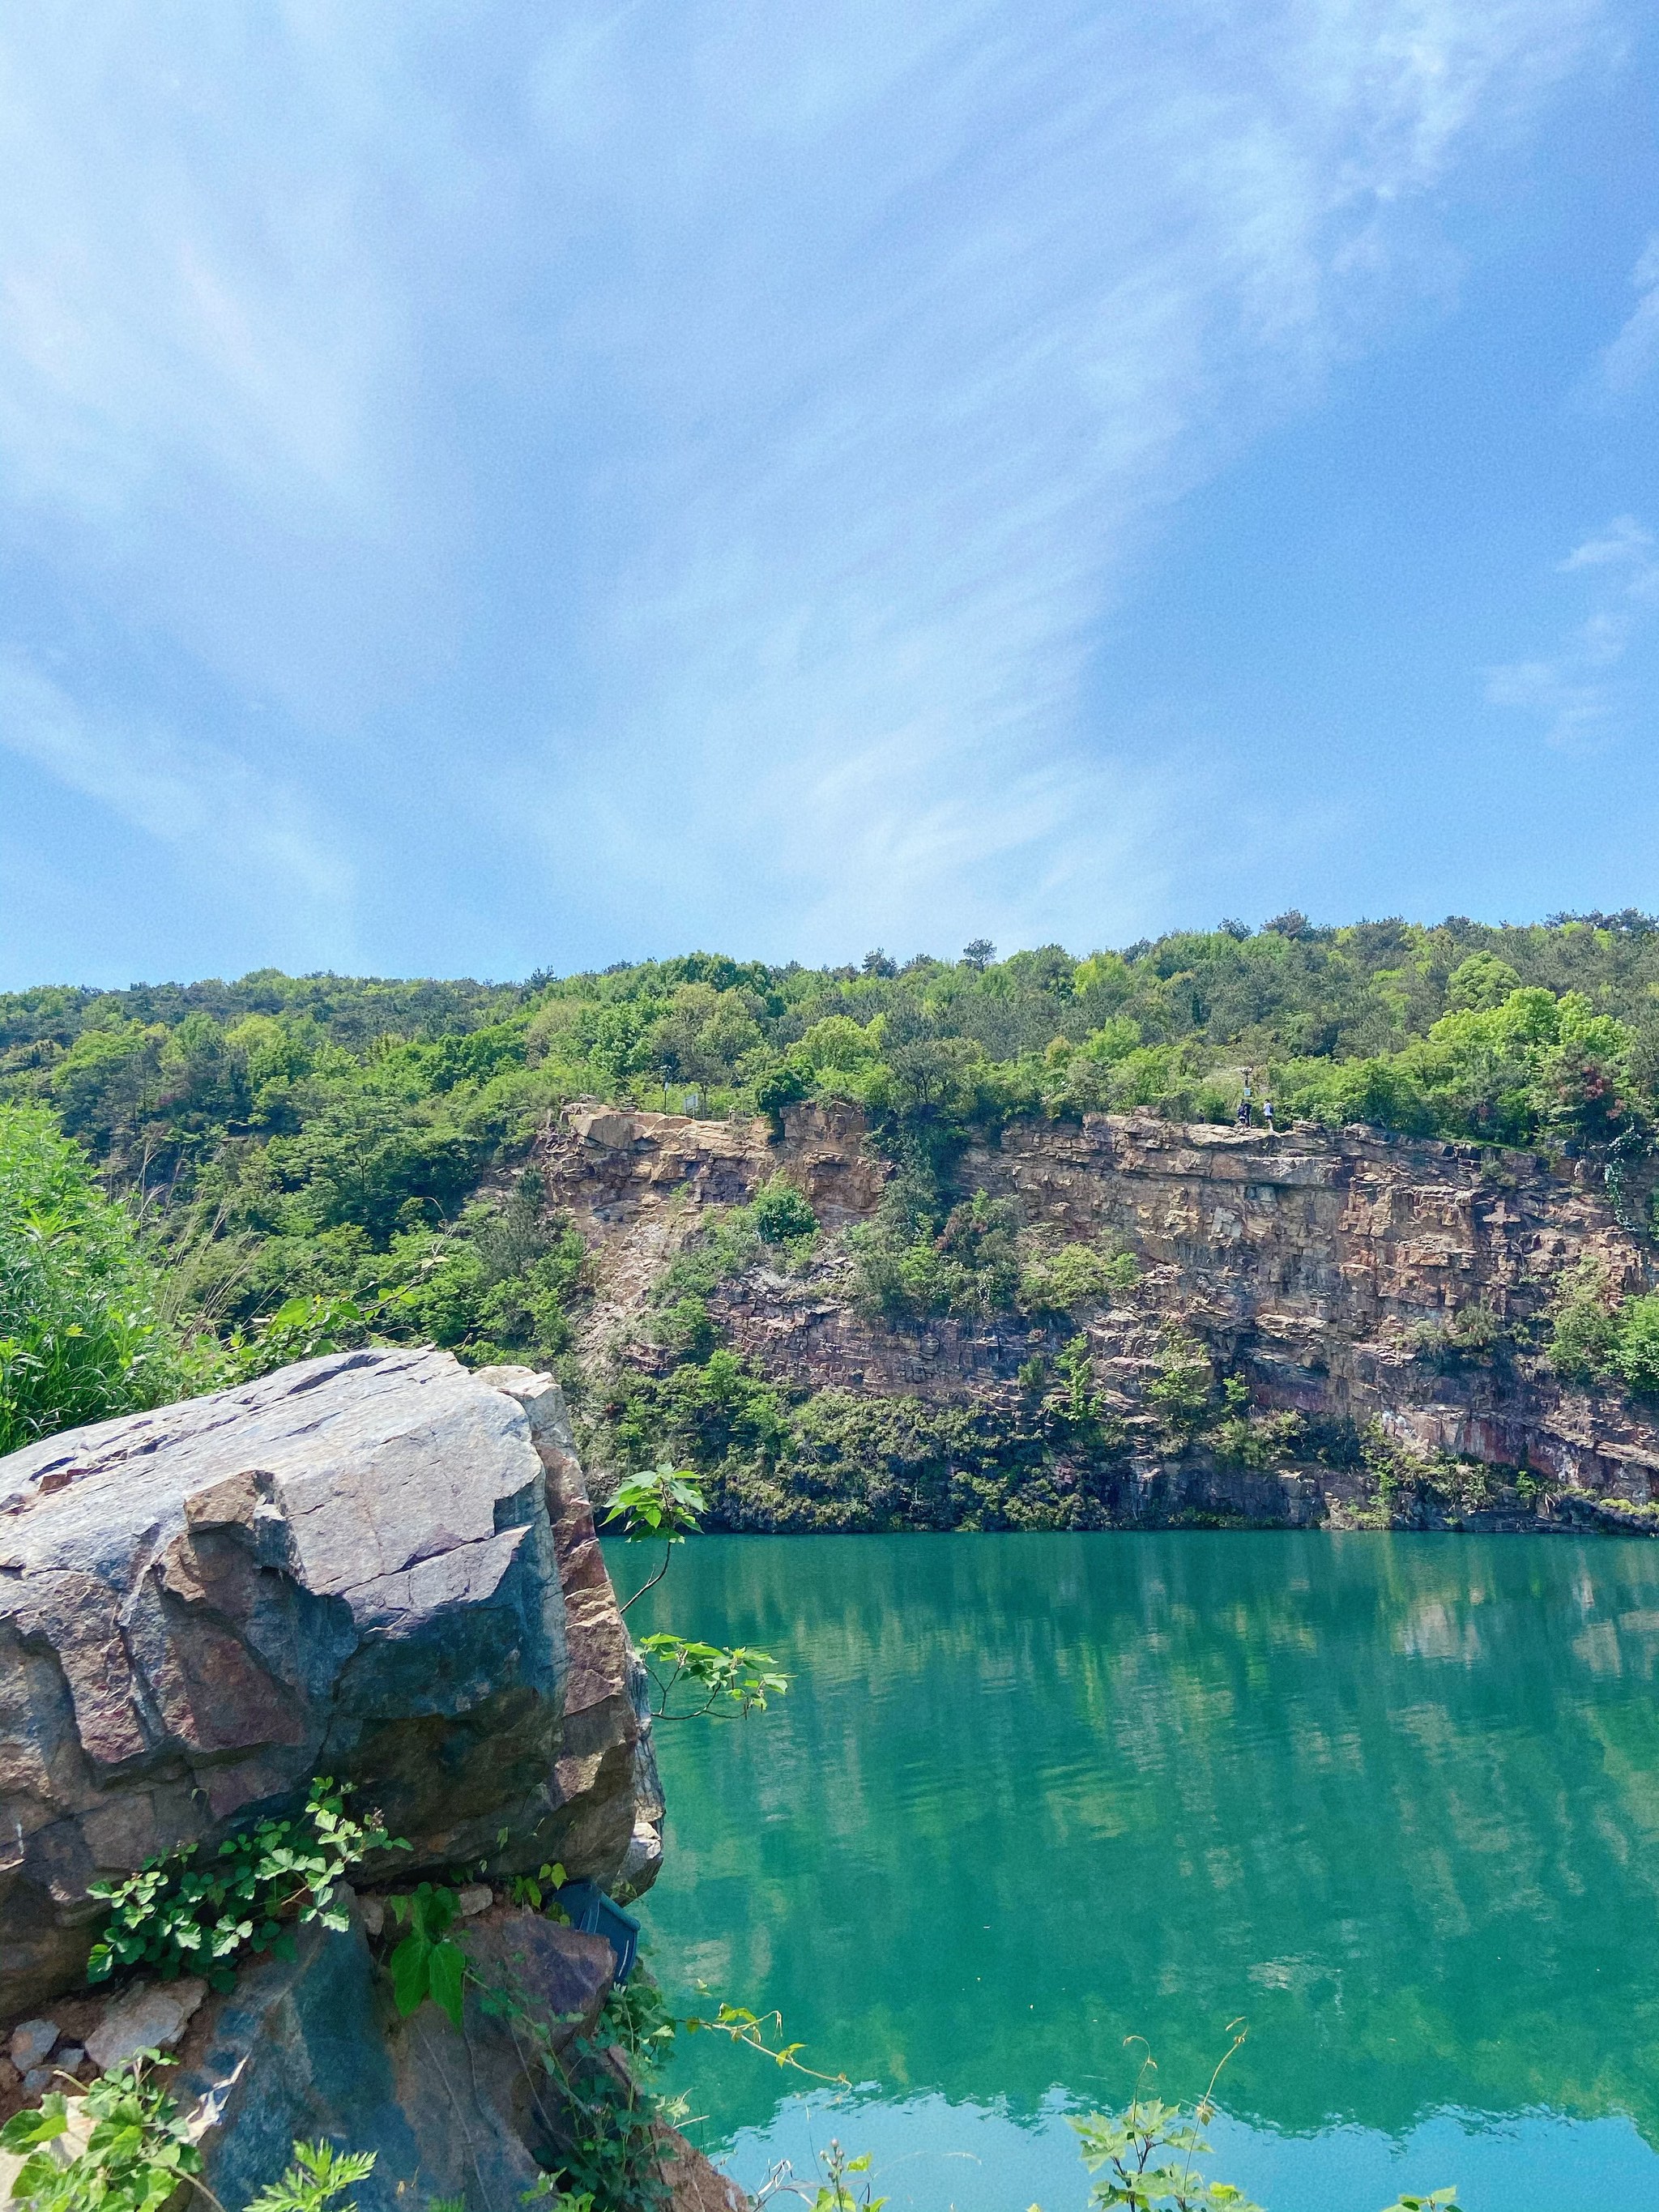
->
[544, 1102, 1659, 1521]
[0, 1348, 657, 2019]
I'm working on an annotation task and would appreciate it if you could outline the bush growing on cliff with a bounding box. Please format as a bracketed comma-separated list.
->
[1211, 1407, 1306, 1471]
[0, 1103, 198, 1452]
[849, 1188, 1026, 1324]
[750, 1173, 819, 1245]
[1545, 1262, 1659, 1398]
[1403, 1300, 1504, 1370]
[1018, 1238, 1138, 1313]
[643, 1181, 818, 1340]
[1146, 1328, 1213, 1441]
[595, 1345, 1132, 1533]
[1546, 1261, 1622, 1381]
[1610, 1294, 1659, 1396]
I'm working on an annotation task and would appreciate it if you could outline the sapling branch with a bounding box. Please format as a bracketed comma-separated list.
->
[619, 1543, 674, 1615]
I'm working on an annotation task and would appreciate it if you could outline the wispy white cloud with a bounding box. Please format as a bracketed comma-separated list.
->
[0, 0, 1624, 971]
[1559, 515, 1655, 567]
[1486, 517, 1659, 749]
[0, 649, 354, 909]
[1599, 235, 1659, 394]
[514, 0, 1613, 953]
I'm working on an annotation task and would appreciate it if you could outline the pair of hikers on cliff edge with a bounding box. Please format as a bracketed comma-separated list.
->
[1236, 1070, 1274, 1130]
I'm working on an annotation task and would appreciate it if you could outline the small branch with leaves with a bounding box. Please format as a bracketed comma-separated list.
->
[753, 2142, 885, 2212]
[635, 1635, 787, 1720]
[599, 1461, 791, 1719]
[681, 2001, 849, 2088]
[602, 1463, 709, 1612]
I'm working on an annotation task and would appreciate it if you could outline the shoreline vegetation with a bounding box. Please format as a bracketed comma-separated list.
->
[8, 913, 1659, 1492]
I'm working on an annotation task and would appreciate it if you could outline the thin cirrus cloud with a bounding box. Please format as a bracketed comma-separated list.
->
[1599, 236, 1659, 395]
[0, 650, 353, 909]
[1486, 518, 1659, 750]
[515, 0, 1618, 959]
[0, 0, 1631, 981]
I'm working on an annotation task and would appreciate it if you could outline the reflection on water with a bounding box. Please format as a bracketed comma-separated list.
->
[618, 1532, 1659, 2208]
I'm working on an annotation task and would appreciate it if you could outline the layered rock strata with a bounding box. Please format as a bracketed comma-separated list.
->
[542, 1102, 1659, 1514]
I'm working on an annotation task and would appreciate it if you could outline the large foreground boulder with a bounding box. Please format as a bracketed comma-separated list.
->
[0, 1350, 659, 2020]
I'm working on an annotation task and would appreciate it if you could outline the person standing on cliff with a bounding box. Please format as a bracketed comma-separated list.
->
[1237, 1070, 1254, 1127]
[1262, 1093, 1275, 1131]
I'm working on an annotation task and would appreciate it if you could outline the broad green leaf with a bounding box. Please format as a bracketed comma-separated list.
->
[390, 1932, 431, 2017]
[427, 1939, 466, 2029]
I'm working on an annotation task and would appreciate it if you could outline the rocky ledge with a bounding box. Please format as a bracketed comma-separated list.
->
[0, 1352, 717, 2210]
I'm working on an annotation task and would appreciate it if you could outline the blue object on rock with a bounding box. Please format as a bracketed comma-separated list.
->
[555, 1880, 640, 1986]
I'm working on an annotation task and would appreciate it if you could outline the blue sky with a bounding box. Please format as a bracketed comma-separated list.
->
[0, 0, 1656, 988]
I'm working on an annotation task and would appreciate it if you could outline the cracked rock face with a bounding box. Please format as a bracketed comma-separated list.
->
[545, 1102, 1659, 1515]
[0, 1348, 657, 2022]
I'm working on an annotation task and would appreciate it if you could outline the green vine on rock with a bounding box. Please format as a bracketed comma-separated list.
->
[475, 1964, 686, 2212]
[0, 2056, 203, 2212]
[87, 1779, 407, 1991]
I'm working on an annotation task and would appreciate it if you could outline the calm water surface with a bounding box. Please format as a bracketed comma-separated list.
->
[616, 1533, 1659, 2210]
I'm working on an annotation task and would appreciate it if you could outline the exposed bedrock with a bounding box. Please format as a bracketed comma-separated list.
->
[543, 1102, 1659, 1509]
[0, 1349, 659, 2021]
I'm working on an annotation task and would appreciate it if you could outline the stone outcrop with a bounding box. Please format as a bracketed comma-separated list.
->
[0, 1351, 740, 2212]
[540, 1102, 1659, 1518]
[170, 1892, 619, 2212]
[0, 1885, 740, 2212]
[0, 1349, 659, 2021]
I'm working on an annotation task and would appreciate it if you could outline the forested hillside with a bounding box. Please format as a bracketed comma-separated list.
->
[5, 910, 1659, 1454]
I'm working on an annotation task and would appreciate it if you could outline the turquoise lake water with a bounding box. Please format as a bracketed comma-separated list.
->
[616, 1531, 1659, 2210]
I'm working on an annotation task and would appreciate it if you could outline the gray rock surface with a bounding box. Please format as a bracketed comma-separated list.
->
[0, 1349, 658, 2019]
[7, 2021, 56, 2072]
[477, 1364, 665, 1894]
[175, 1897, 618, 2212]
[83, 1977, 205, 2073]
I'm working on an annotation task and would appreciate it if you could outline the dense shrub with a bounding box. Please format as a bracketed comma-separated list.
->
[594, 1347, 1132, 1532]
[1610, 1295, 1659, 1396]
[1546, 1266, 1659, 1400]
[1017, 1240, 1138, 1313]
[0, 1104, 195, 1453]
[749, 1173, 818, 1245]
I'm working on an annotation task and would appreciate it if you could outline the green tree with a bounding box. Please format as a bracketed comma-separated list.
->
[0, 1104, 193, 1454]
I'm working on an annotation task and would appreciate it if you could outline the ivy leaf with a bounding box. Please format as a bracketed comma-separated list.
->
[390, 1932, 432, 2018]
[427, 1940, 467, 2030]
[0, 2099, 69, 2151]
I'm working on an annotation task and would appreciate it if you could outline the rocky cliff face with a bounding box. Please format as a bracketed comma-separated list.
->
[542, 1102, 1659, 1527]
[0, 1349, 659, 2022]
